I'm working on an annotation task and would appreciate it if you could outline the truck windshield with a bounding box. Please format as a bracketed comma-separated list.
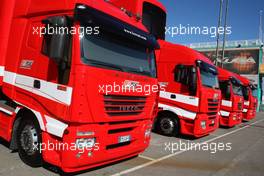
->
[81, 31, 156, 77]
[75, 4, 159, 78]
[200, 69, 219, 89]
[231, 82, 243, 96]
[198, 61, 219, 89]
[251, 87, 258, 97]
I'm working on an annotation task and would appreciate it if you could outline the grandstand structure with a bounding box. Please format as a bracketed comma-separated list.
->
[189, 39, 264, 111]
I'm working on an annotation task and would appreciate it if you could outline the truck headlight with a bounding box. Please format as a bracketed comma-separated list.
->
[145, 128, 151, 138]
[76, 138, 96, 149]
[201, 121, 206, 130]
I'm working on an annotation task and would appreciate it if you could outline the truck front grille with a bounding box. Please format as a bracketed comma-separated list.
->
[104, 95, 146, 116]
[207, 98, 219, 119]
[105, 120, 143, 150]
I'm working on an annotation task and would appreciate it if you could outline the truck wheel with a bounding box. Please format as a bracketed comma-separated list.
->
[17, 117, 42, 167]
[157, 113, 179, 136]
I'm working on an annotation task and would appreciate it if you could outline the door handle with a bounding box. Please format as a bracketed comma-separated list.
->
[33, 80, 41, 89]
[170, 94, 176, 99]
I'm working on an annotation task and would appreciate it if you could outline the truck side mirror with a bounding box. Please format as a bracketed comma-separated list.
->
[174, 64, 184, 82]
[189, 67, 197, 96]
[243, 87, 249, 100]
[42, 16, 71, 64]
[226, 84, 231, 100]
[245, 93, 249, 100]
[49, 33, 68, 63]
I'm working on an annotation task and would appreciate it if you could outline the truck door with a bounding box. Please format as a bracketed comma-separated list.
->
[15, 17, 72, 119]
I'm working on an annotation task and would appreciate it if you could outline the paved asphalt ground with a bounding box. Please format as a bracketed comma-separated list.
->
[0, 113, 264, 176]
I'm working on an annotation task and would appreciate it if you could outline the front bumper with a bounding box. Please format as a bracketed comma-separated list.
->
[219, 111, 242, 127]
[41, 119, 152, 173]
[180, 113, 219, 138]
[242, 109, 256, 121]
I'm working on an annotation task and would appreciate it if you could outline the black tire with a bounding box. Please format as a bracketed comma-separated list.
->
[156, 113, 179, 137]
[17, 116, 42, 167]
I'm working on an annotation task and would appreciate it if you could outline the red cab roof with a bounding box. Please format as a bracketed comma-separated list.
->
[157, 40, 214, 65]
[235, 74, 250, 86]
[10, 0, 148, 32]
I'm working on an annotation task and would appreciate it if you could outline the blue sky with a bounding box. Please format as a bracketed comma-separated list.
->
[159, 0, 264, 44]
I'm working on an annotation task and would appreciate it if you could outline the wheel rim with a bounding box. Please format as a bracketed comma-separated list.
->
[160, 118, 175, 134]
[20, 124, 39, 155]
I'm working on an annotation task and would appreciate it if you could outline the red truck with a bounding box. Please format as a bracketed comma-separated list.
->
[111, 0, 221, 137]
[236, 74, 258, 120]
[218, 68, 244, 127]
[155, 41, 221, 137]
[0, 0, 159, 172]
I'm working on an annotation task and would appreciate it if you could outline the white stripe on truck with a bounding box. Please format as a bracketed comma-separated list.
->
[3, 71, 72, 105]
[45, 115, 68, 138]
[159, 103, 197, 119]
[221, 100, 232, 107]
[0, 66, 4, 76]
[14, 102, 67, 138]
[160, 91, 199, 107]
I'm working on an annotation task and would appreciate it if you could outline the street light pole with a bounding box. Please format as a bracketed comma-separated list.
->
[259, 10, 263, 43]
[216, 0, 224, 66]
[221, 0, 229, 68]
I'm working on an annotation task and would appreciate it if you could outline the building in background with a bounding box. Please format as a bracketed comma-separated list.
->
[188, 39, 264, 111]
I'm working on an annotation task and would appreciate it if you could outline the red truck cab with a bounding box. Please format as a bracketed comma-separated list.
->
[236, 74, 258, 120]
[155, 41, 221, 137]
[218, 68, 244, 127]
[0, 0, 159, 172]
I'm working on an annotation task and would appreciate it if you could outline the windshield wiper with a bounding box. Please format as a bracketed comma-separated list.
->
[86, 60, 124, 72]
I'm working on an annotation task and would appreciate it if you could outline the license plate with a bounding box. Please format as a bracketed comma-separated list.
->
[118, 135, 131, 143]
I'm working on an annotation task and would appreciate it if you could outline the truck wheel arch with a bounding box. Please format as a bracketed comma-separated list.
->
[157, 110, 180, 121]
[10, 108, 43, 151]
[158, 104, 183, 118]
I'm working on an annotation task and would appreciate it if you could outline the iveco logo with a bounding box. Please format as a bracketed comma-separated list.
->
[119, 106, 140, 112]
[213, 93, 219, 100]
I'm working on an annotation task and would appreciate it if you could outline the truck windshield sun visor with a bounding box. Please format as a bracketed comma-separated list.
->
[74, 4, 159, 50]
[196, 60, 218, 75]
